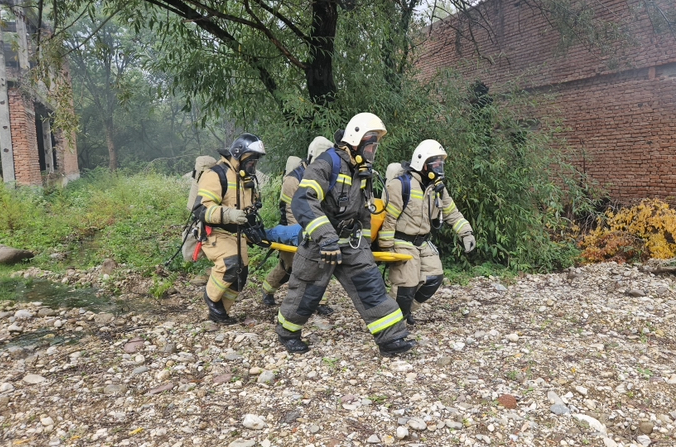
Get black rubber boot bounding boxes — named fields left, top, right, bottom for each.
left=316, top=304, right=334, bottom=316
left=396, top=286, right=417, bottom=325
left=262, top=292, right=276, bottom=307
left=379, top=338, right=416, bottom=357
left=406, top=313, right=416, bottom=325
left=203, top=293, right=238, bottom=325
left=278, top=336, right=309, bottom=354
left=414, top=275, right=443, bottom=304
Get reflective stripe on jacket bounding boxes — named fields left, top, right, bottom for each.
left=379, top=171, right=472, bottom=248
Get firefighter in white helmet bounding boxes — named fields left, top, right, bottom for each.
left=261, top=136, right=334, bottom=316
left=276, top=113, right=415, bottom=356
left=379, top=139, right=476, bottom=324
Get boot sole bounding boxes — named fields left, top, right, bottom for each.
left=379, top=341, right=416, bottom=357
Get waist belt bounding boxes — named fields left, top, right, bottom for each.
left=207, top=223, right=240, bottom=234
left=395, top=231, right=430, bottom=246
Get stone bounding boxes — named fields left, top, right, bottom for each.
left=407, top=418, right=426, bottom=430
left=498, top=394, right=517, bottom=409
left=256, top=370, right=275, bottom=384
left=638, top=421, right=654, bottom=434
left=636, top=435, right=651, bottom=447
left=149, top=383, right=174, bottom=395
left=94, top=313, right=115, bottom=324
left=23, top=374, right=46, bottom=384
left=550, top=404, right=570, bottom=415
left=366, top=434, right=380, bottom=443
left=14, top=309, right=33, bottom=320
left=242, top=414, right=266, bottom=430
left=124, top=338, right=145, bottom=353
left=572, top=414, right=606, bottom=434
left=0, top=245, right=34, bottom=264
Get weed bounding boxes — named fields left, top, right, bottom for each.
left=637, top=367, right=653, bottom=379
left=322, top=357, right=339, bottom=369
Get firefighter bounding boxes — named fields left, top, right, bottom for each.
left=261, top=136, right=335, bottom=316
left=192, top=133, right=266, bottom=324
left=276, top=112, right=415, bottom=357
left=379, top=139, right=476, bottom=324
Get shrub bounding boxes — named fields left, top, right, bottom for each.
left=580, top=199, right=676, bottom=263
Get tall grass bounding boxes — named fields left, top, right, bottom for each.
left=0, top=168, right=190, bottom=273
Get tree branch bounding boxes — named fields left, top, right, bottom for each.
left=243, top=0, right=307, bottom=69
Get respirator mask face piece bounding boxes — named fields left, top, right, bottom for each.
left=425, top=155, right=446, bottom=192
left=239, top=155, right=259, bottom=189
left=354, top=131, right=380, bottom=178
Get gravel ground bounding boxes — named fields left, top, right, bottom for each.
left=1, top=261, right=675, bottom=447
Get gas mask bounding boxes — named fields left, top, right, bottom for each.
left=239, top=155, right=259, bottom=189
left=353, top=131, right=380, bottom=178
left=424, top=155, right=446, bottom=193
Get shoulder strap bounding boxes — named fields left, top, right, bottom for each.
left=211, top=163, right=230, bottom=196
left=289, top=164, right=305, bottom=183
left=327, top=147, right=342, bottom=192
left=397, top=173, right=411, bottom=210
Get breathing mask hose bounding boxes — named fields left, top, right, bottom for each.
left=164, top=213, right=195, bottom=266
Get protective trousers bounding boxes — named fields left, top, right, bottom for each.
left=389, top=240, right=444, bottom=304
left=263, top=251, right=328, bottom=305
left=201, top=231, right=249, bottom=312
left=276, top=238, right=408, bottom=345
left=263, top=250, right=294, bottom=294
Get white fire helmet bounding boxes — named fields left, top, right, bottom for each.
left=410, top=139, right=447, bottom=174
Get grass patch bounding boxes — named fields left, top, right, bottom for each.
left=0, top=169, right=190, bottom=274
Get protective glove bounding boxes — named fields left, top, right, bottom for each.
left=221, top=207, right=248, bottom=225
left=461, top=232, right=476, bottom=253
left=319, top=238, right=342, bottom=265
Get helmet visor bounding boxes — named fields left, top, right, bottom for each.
left=247, top=140, right=265, bottom=155
left=358, top=131, right=381, bottom=163
left=425, top=155, right=445, bottom=177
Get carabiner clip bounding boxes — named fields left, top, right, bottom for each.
left=349, top=229, right=362, bottom=249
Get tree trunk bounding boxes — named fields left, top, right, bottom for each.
left=306, top=0, right=338, bottom=105
left=105, top=118, right=117, bottom=171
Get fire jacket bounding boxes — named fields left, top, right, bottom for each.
left=378, top=171, right=472, bottom=249
left=291, top=148, right=372, bottom=245
left=279, top=163, right=305, bottom=226
left=194, top=157, right=254, bottom=235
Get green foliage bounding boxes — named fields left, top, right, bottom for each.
left=39, top=1, right=620, bottom=275
left=149, top=272, right=178, bottom=298
left=0, top=170, right=189, bottom=273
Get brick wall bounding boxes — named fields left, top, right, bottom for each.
left=419, top=0, right=676, bottom=203
left=8, top=88, right=41, bottom=186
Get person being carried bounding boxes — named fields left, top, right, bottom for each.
left=276, top=112, right=415, bottom=357
left=192, top=133, right=266, bottom=324
left=261, top=136, right=335, bottom=316
left=379, top=139, right=476, bottom=324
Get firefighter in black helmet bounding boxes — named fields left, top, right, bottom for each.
left=192, top=133, right=266, bottom=324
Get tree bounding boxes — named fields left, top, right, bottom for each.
left=65, top=11, right=140, bottom=171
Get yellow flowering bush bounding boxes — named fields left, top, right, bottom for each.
left=580, top=199, right=676, bottom=264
